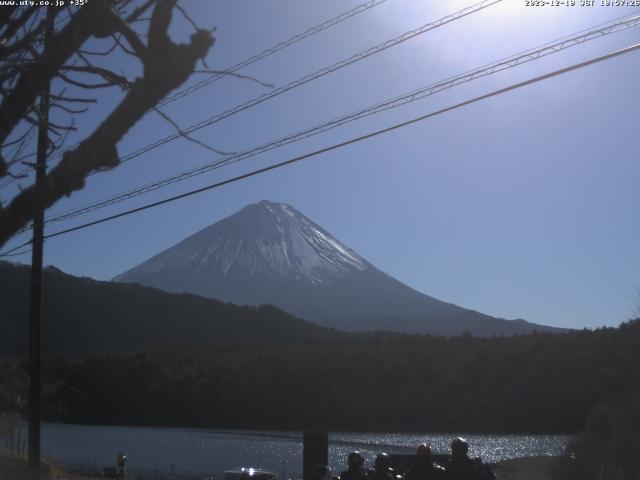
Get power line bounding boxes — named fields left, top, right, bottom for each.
left=90, top=0, right=503, bottom=171
left=2, top=0, right=499, bottom=193
left=0, top=245, right=32, bottom=257
left=0, top=239, right=32, bottom=257
left=0, top=0, right=392, bottom=188
left=4, top=0, right=501, bottom=197
left=159, top=0, right=391, bottom=107
left=1, top=40, right=635, bottom=255
left=44, top=13, right=640, bottom=224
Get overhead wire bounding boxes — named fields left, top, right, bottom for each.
left=43, top=12, right=640, bottom=224
left=0, top=245, right=33, bottom=257
left=2, top=0, right=502, bottom=250
left=17, top=0, right=502, bottom=188
left=40, top=0, right=514, bottom=220
left=0, top=0, right=392, bottom=188
left=5, top=0, right=505, bottom=212
left=3, top=40, right=638, bottom=257
left=159, top=0, right=391, bottom=107
left=102, top=0, right=502, bottom=169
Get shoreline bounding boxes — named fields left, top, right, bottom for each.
left=3, top=450, right=566, bottom=480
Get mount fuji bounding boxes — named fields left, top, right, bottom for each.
left=113, top=200, right=561, bottom=336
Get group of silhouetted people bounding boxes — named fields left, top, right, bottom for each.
left=313, top=437, right=495, bottom=480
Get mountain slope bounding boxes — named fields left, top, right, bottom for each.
left=0, top=261, right=334, bottom=355
left=114, top=200, right=372, bottom=285
left=114, top=200, right=561, bottom=336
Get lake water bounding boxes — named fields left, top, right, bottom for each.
left=35, top=423, right=568, bottom=479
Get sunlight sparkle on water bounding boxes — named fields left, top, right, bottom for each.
left=37, top=424, right=568, bottom=480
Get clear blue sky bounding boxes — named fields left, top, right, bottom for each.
left=3, top=0, right=640, bottom=329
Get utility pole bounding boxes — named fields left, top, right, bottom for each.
left=28, top=9, right=53, bottom=479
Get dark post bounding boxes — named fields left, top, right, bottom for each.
left=28, top=9, right=53, bottom=479
left=303, top=432, right=328, bottom=480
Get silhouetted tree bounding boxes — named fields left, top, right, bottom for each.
left=0, top=0, right=215, bottom=247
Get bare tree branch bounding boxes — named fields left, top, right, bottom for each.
left=0, top=0, right=121, bottom=174
left=193, top=69, right=274, bottom=89
left=78, top=40, right=119, bottom=57
left=51, top=104, right=90, bottom=115
left=0, top=0, right=215, bottom=247
left=111, top=33, right=139, bottom=57
left=49, top=92, right=98, bottom=104
left=57, top=70, right=125, bottom=90
left=59, top=64, right=131, bottom=89
left=0, top=12, right=55, bottom=60
left=175, top=3, right=199, bottom=32
left=152, top=106, right=234, bottom=156
left=0, top=7, right=37, bottom=45
left=125, top=0, right=157, bottom=23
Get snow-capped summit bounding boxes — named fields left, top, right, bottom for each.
left=114, top=200, right=371, bottom=285
left=114, top=201, right=562, bottom=336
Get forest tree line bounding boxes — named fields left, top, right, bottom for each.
left=1, top=319, right=639, bottom=433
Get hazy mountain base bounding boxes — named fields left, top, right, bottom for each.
left=0, top=261, right=335, bottom=355
left=127, top=266, right=556, bottom=336
left=0, top=261, right=559, bottom=356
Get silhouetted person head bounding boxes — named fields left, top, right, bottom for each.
left=415, top=443, right=432, bottom=466
left=406, top=442, right=445, bottom=480
left=374, top=453, right=390, bottom=473
left=416, top=443, right=432, bottom=458
left=347, top=451, right=365, bottom=470
left=450, top=437, right=469, bottom=461
left=313, top=465, right=332, bottom=480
